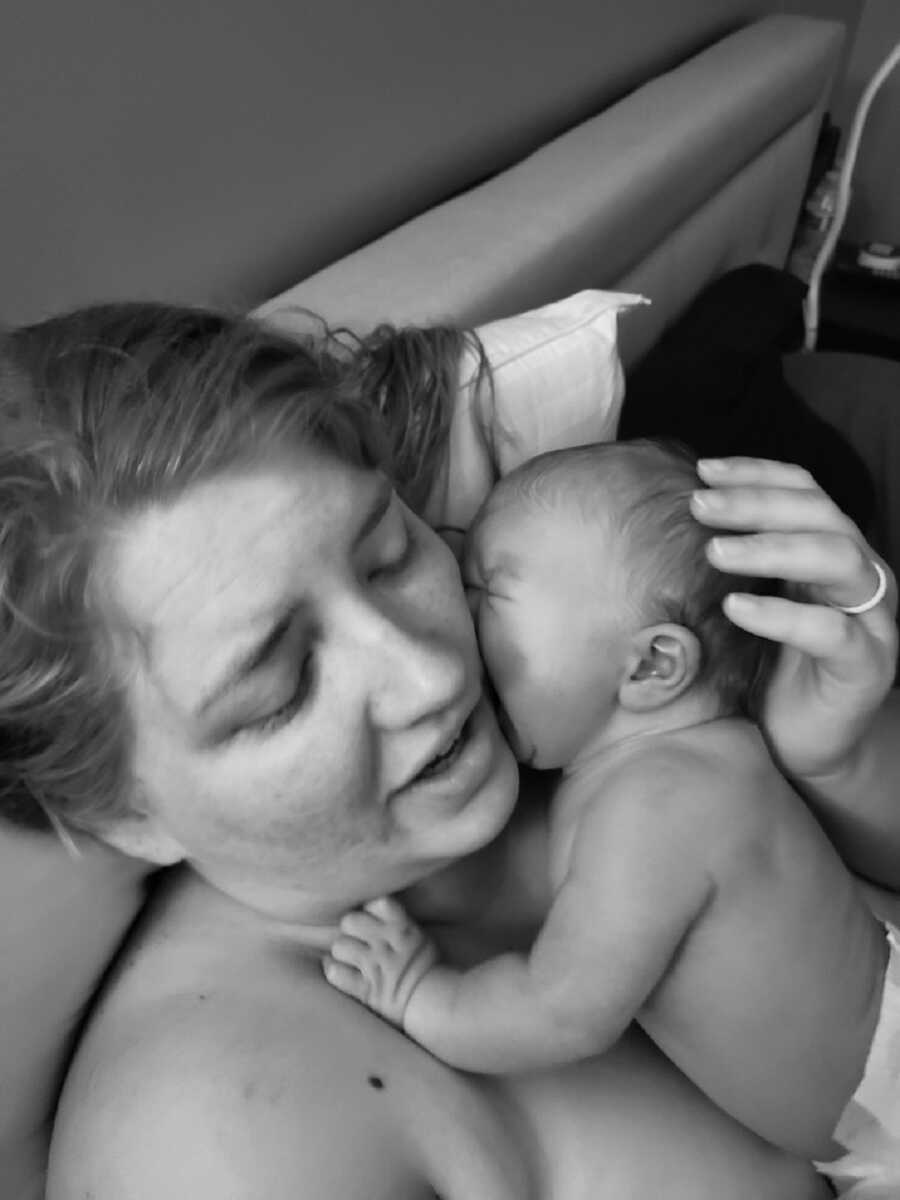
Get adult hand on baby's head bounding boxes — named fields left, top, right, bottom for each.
left=690, top=457, right=897, bottom=783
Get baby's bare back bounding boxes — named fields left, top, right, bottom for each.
left=566, top=720, right=888, bottom=1160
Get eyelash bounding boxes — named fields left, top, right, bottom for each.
left=239, top=508, right=412, bottom=739
left=245, top=652, right=314, bottom=736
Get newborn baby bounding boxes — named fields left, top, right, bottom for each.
left=326, top=440, right=900, bottom=1196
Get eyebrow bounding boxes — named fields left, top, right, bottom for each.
left=193, top=475, right=394, bottom=719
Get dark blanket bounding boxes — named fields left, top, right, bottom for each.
left=619, top=265, right=876, bottom=533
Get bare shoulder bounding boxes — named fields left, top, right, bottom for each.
left=578, top=720, right=786, bottom=848
left=47, top=971, right=429, bottom=1200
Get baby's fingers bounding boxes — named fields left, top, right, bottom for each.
left=365, top=896, right=411, bottom=926
left=323, top=957, right=371, bottom=1002
left=341, top=899, right=421, bottom=957
left=330, top=933, right=382, bottom=974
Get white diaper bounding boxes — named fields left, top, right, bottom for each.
left=815, top=925, right=900, bottom=1199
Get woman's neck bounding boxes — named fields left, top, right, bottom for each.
left=148, top=866, right=342, bottom=956
left=155, top=786, right=552, bottom=961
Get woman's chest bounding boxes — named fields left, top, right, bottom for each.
left=371, top=1042, right=539, bottom=1200
left=277, top=969, right=658, bottom=1200
left=378, top=1026, right=732, bottom=1200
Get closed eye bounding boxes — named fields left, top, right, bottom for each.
left=242, top=652, right=315, bottom=737
left=465, top=579, right=510, bottom=603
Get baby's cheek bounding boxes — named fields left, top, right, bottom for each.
left=426, top=536, right=481, bottom=646
left=477, top=608, right=528, bottom=701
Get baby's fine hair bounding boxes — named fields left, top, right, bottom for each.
left=0, top=302, right=485, bottom=836
left=490, top=440, right=778, bottom=719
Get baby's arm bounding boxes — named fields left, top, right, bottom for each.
left=326, top=764, right=714, bottom=1073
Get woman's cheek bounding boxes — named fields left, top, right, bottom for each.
left=432, top=537, right=481, bottom=643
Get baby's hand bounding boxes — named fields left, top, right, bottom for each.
left=323, top=896, right=438, bottom=1028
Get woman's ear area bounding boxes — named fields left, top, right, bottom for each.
left=94, top=808, right=187, bottom=866
left=618, top=623, right=701, bottom=711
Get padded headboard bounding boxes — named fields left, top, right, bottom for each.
left=1, top=2, right=859, bottom=325
left=260, top=15, right=844, bottom=367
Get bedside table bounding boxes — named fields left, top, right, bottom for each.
left=817, top=245, right=900, bottom=361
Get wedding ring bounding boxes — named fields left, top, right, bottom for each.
left=833, top=559, right=888, bottom=615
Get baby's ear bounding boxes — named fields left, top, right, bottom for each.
left=618, top=623, right=701, bottom=711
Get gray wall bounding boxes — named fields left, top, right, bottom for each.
left=2, top=1, right=865, bottom=324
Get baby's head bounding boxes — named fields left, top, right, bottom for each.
left=464, top=440, right=777, bottom=767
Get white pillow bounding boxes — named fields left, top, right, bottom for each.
left=426, top=289, right=648, bottom=535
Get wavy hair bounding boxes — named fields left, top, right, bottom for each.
left=0, top=302, right=486, bottom=836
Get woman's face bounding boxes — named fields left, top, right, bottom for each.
left=102, top=451, right=518, bottom=921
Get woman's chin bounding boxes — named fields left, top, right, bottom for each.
left=463, top=732, right=520, bottom=842
left=415, top=714, right=519, bottom=863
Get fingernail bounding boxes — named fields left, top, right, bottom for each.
left=724, top=592, right=758, bottom=613
left=697, top=458, right=728, bottom=473
left=709, top=536, right=739, bottom=559
left=692, top=489, right=725, bottom=511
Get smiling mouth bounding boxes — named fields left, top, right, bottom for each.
left=411, top=718, right=470, bottom=783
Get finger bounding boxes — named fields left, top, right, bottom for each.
left=322, top=958, right=370, bottom=1001
left=364, top=897, right=426, bottom=955
left=697, top=458, right=822, bottom=490
left=364, top=896, right=409, bottom=925
left=706, top=532, right=881, bottom=610
left=330, top=935, right=381, bottom=972
left=690, top=485, right=857, bottom=537
left=339, top=910, right=395, bottom=945
left=720, top=593, right=875, bottom=674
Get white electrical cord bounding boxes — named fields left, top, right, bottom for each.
left=803, top=37, right=900, bottom=352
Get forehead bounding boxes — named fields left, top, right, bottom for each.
left=104, top=452, right=377, bottom=680
left=473, top=496, right=611, bottom=575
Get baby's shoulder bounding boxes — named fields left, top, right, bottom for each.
left=669, top=718, right=782, bottom=786
left=587, top=720, right=786, bottom=834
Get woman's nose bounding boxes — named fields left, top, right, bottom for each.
left=365, top=609, right=470, bottom=729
